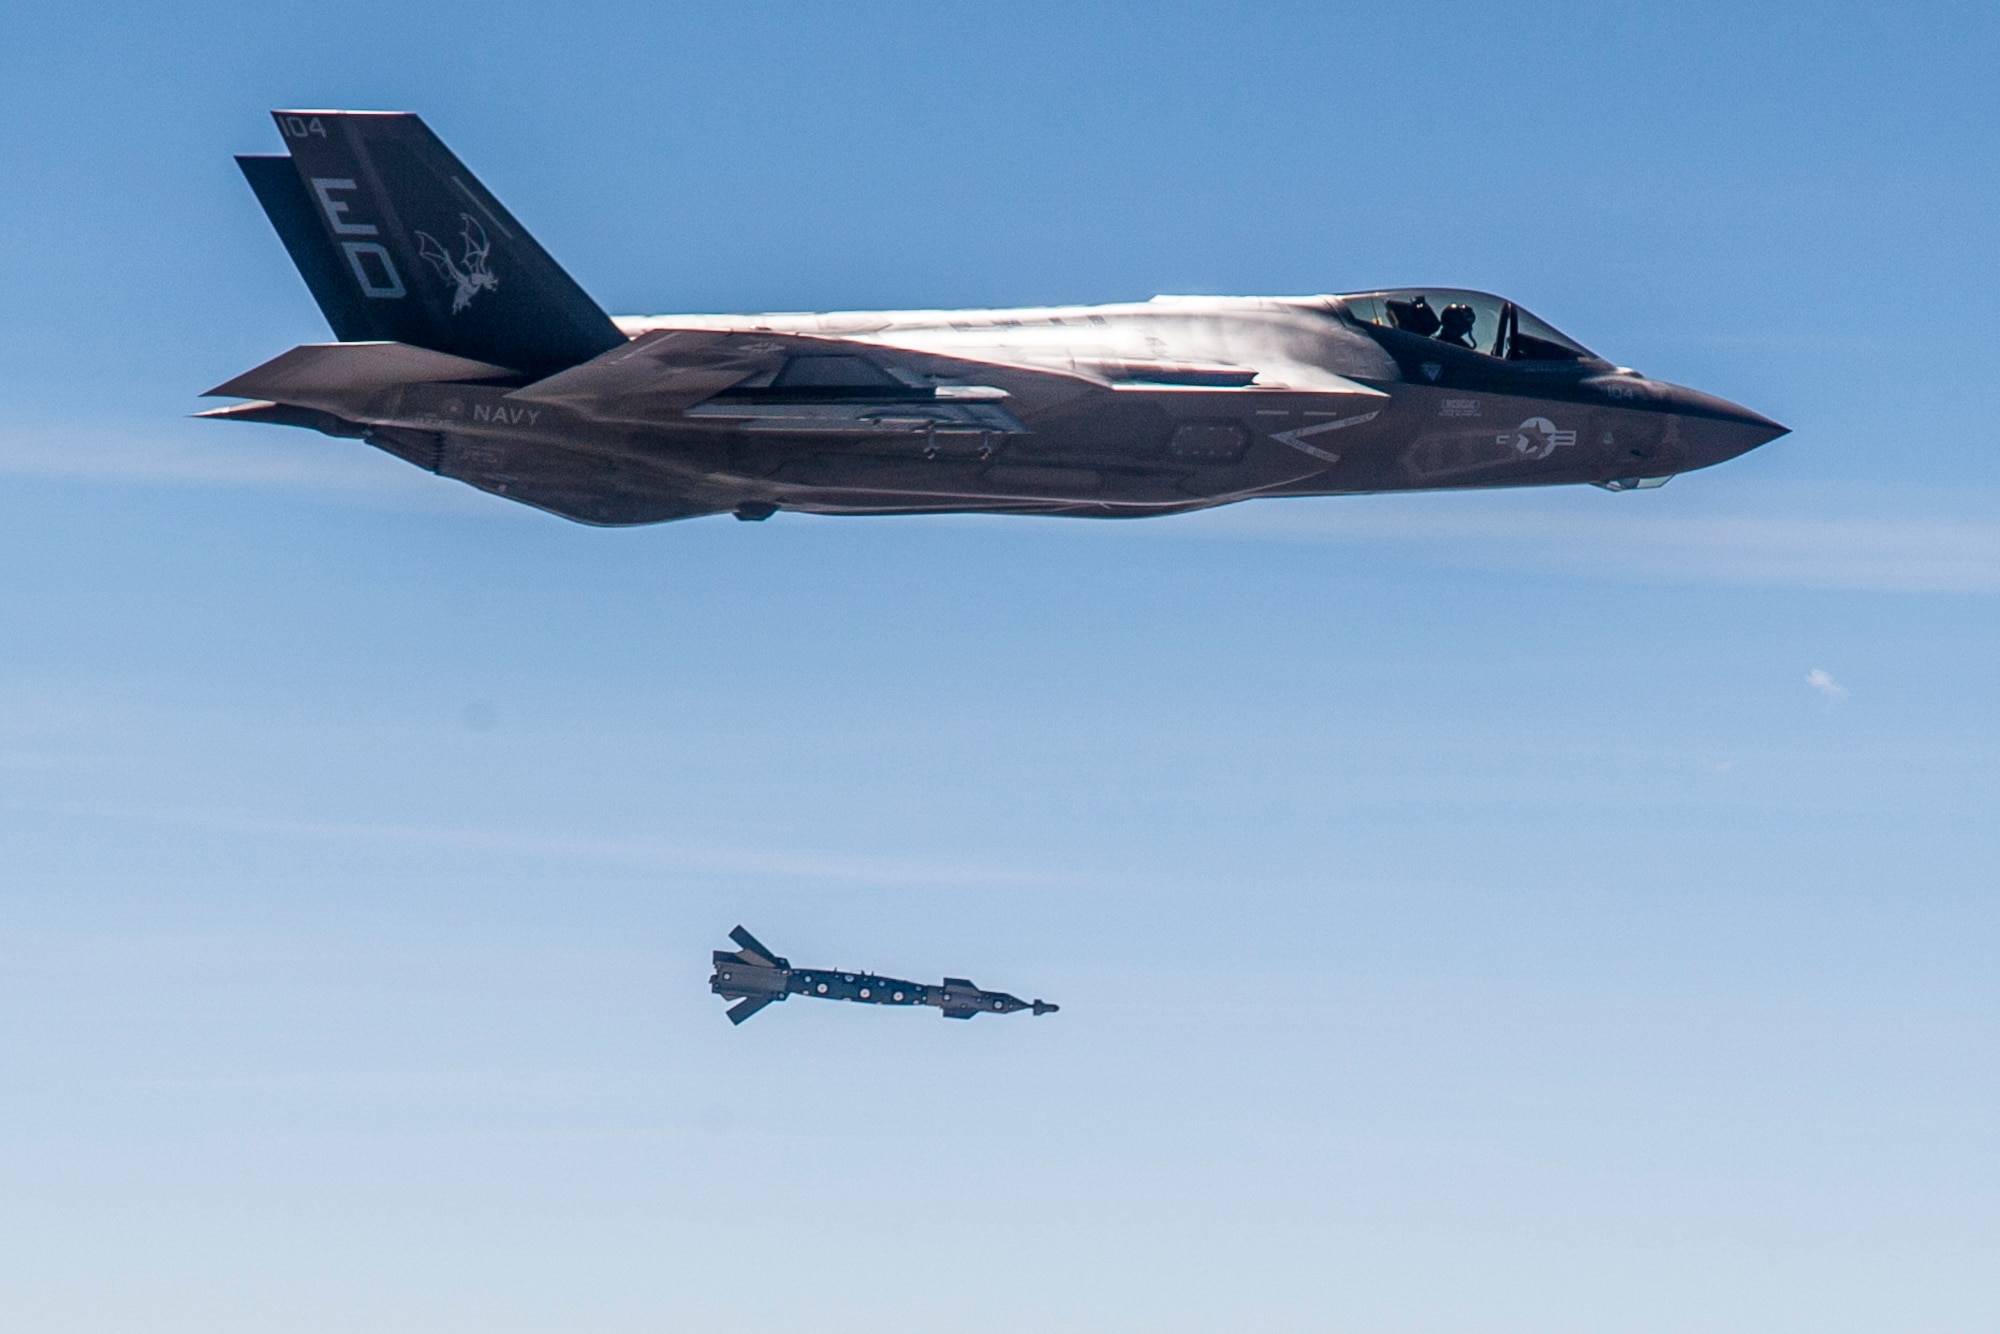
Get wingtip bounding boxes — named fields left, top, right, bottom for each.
left=270, top=108, right=419, bottom=119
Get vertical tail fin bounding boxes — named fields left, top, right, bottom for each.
left=237, top=155, right=379, bottom=343
left=244, top=111, right=625, bottom=378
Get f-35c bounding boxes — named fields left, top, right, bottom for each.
left=205, top=111, right=1787, bottom=525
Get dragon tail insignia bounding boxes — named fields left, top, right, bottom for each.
left=236, top=111, right=624, bottom=378
left=416, top=214, right=500, bottom=313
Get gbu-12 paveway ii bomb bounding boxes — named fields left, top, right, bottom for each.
left=710, top=926, right=1058, bottom=1025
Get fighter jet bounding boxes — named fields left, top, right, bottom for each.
left=205, top=110, right=1787, bottom=525
left=710, top=926, right=1058, bottom=1024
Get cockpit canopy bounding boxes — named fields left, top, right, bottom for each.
left=1338, top=289, right=1597, bottom=364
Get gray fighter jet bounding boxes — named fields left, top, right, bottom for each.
left=206, top=111, right=1787, bottom=525
left=710, top=926, right=1057, bottom=1024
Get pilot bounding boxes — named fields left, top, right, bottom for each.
left=1436, top=303, right=1478, bottom=349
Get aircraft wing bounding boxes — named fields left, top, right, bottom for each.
left=205, top=331, right=1387, bottom=438
left=506, top=327, right=1113, bottom=429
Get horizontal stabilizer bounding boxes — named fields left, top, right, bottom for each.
left=206, top=341, right=517, bottom=403
left=727, top=996, right=778, bottom=1025
left=191, top=399, right=369, bottom=437
left=728, top=926, right=786, bottom=969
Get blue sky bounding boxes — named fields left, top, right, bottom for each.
left=1, top=4, right=1997, bottom=1331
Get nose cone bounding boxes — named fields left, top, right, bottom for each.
left=1660, top=384, right=1789, bottom=470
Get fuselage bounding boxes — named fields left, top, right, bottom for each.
left=570, top=291, right=1783, bottom=520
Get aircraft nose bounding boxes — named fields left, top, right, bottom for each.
left=1659, top=384, right=1789, bottom=469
